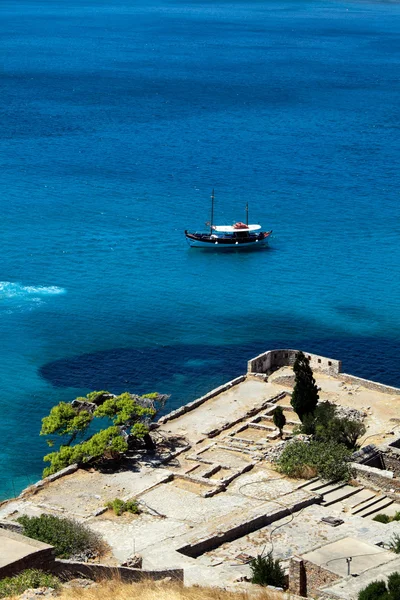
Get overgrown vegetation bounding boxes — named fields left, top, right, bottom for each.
left=40, top=390, right=168, bottom=476
left=290, top=351, right=319, bottom=422
left=299, top=400, right=366, bottom=450
left=106, top=498, right=141, bottom=516
left=390, top=534, right=400, bottom=554
left=0, top=570, right=60, bottom=598
left=17, top=514, right=105, bottom=559
left=373, top=512, right=400, bottom=524
left=38, top=579, right=285, bottom=600
left=250, top=553, right=286, bottom=589
left=276, top=352, right=366, bottom=482
left=358, top=572, right=400, bottom=600
left=277, top=440, right=352, bottom=481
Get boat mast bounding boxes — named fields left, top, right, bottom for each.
left=210, top=189, right=215, bottom=234
left=245, top=202, right=248, bottom=226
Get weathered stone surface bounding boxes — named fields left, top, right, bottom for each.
left=19, top=588, right=56, bottom=600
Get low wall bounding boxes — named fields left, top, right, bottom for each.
left=351, top=462, right=400, bottom=495
left=17, top=464, right=79, bottom=499
left=177, top=494, right=318, bottom=558
left=52, top=560, right=184, bottom=584
left=0, top=529, right=55, bottom=579
left=158, top=375, right=246, bottom=425
left=383, top=448, right=400, bottom=478
left=340, top=374, right=400, bottom=395
left=247, top=349, right=341, bottom=376
left=289, top=556, right=340, bottom=598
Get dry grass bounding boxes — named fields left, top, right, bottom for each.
left=51, top=580, right=286, bottom=600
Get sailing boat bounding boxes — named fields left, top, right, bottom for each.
left=184, top=190, right=272, bottom=249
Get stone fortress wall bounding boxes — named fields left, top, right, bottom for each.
left=247, top=348, right=400, bottom=395
left=247, top=348, right=342, bottom=376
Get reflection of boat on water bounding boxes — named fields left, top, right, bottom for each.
left=185, top=190, right=272, bottom=249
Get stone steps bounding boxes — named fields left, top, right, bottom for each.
left=321, top=485, right=362, bottom=507
left=301, top=479, right=346, bottom=495
left=341, top=488, right=377, bottom=510
left=353, top=495, right=393, bottom=518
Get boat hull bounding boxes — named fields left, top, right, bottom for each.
left=185, top=231, right=272, bottom=249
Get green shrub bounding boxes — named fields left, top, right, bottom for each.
left=250, top=552, right=286, bottom=588
left=372, top=512, right=400, bottom=524
left=17, top=514, right=105, bottom=559
left=357, top=572, right=400, bottom=600
left=277, top=440, right=352, bottom=481
left=0, top=570, right=59, bottom=598
left=373, top=514, right=391, bottom=524
left=390, top=534, right=400, bottom=554
left=388, top=572, right=400, bottom=600
left=358, top=579, right=388, bottom=600
left=106, top=498, right=140, bottom=516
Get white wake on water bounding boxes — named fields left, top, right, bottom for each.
left=0, top=281, right=65, bottom=312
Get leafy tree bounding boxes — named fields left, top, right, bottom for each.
left=250, top=552, right=286, bottom=588
left=94, top=392, right=155, bottom=425
left=277, top=440, right=352, bottom=481
left=339, top=418, right=366, bottom=449
left=43, top=426, right=128, bottom=476
left=291, top=352, right=319, bottom=422
left=40, top=402, right=92, bottom=446
left=273, top=406, right=286, bottom=438
left=40, top=391, right=167, bottom=477
left=315, top=414, right=366, bottom=450
left=299, top=400, right=366, bottom=450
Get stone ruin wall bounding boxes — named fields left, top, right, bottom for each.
left=247, top=349, right=342, bottom=376
left=247, top=348, right=400, bottom=396
left=289, top=556, right=340, bottom=598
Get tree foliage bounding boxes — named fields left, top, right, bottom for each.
left=388, top=572, right=400, bottom=600
left=40, top=390, right=167, bottom=476
left=298, top=400, right=366, bottom=450
left=273, top=406, right=286, bottom=438
left=250, top=553, right=286, bottom=588
left=40, top=402, right=92, bottom=445
left=94, top=392, right=155, bottom=425
left=358, top=580, right=389, bottom=600
left=358, top=573, right=400, bottom=600
left=277, top=440, right=352, bottom=481
left=43, top=426, right=128, bottom=477
left=313, top=402, right=366, bottom=449
left=291, top=352, right=319, bottom=421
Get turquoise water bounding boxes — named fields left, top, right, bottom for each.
left=1, top=0, right=400, bottom=499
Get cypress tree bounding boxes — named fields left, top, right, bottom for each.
left=291, top=351, right=319, bottom=422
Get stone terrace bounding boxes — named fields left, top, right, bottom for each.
left=1, top=353, right=400, bottom=593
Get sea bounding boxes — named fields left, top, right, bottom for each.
left=1, top=0, right=399, bottom=500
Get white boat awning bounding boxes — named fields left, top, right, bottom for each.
left=212, top=224, right=262, bottom=232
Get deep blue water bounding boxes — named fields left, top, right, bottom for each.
left=1, top=0, right=400, bottom=499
